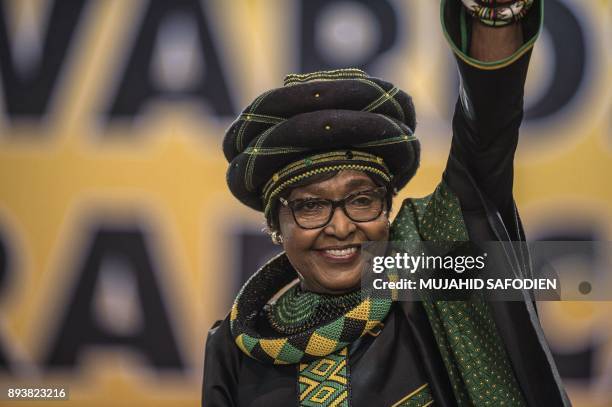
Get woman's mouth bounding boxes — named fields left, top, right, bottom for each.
left=317, top=246, right=361, bottom=263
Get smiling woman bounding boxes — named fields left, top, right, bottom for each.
left=278, top=170, right=390, bottom=294
left=202, top=1, right=570, bottom=406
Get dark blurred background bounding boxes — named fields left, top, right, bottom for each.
left=0, top=0, right=610, bottom=405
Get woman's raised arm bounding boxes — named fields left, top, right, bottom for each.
left=441, top=0, right=542, bottom=230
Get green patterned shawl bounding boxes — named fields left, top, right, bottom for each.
left=391, top=182, right=526, bottom=406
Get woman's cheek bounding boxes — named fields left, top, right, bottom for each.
left=367, top=218, right=390, bottom=241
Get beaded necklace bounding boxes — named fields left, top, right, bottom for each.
left=265, top=284, right=363, bottom=335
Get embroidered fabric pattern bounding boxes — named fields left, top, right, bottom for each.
left=298, top=347, right=350, bottom=407
left=266, top=285, right=363, bottom=336
left=229, top=254, right=392, bottom=406
left=230, top=254, right=392, bottom=365
left=284, top=68, right=368, bottom=86
left=391, top=182, right=527, bottom=406
left=263, top=163, right=392, bottom=217
left=391, top=383, right=433, bottom=407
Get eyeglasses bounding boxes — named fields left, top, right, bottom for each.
left=279, top=187, right=387, bottom=229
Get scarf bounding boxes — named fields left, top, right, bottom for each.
left=229, top=254, right=392, bottom=406
left=391, top=182, right=526, bottom=406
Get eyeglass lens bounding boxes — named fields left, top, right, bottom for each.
left=291, top=189, right=384, bottom=228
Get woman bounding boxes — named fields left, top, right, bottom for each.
left=203, top=1, right=569, bottom=406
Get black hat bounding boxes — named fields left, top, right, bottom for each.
left=223, top=68, right=419, bottom=221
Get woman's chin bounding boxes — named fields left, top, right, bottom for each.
left=314, top=272, right=362, bottom=295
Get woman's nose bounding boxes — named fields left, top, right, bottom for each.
left=323, top=207, right=356, bottom=238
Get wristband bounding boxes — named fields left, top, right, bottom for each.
left=461, top=0, right=534, bottom=27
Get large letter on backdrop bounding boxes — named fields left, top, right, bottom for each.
left=107, top=0, right=234, bottom=120
left=0, top=0, right=88, bottom=120
left=44, top=227, right=184, bottom=370
left=300, top=0, right=399, bottom=73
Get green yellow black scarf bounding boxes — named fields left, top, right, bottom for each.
left=229, top=254, right=392, bottom=406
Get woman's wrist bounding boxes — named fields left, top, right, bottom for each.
left=469, top=14, right=523, bottom=61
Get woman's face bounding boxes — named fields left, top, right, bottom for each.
left=278, top=170, right=389, bottom=294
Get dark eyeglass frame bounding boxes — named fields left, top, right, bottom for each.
left=279, top=186, right=388, bottom=229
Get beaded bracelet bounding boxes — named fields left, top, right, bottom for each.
left=475, top=0, right=515, bottom=4
left=461, top=0, right=534, bottom=27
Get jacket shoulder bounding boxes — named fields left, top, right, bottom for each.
left=202, top=314, right=241, bottom=406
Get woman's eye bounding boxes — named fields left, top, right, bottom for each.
left=296, top=200, right=324, bottom=211
left=351, top=196, right=374, bottom=206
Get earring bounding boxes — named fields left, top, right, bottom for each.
left=271, top=231, right=284, bottom=245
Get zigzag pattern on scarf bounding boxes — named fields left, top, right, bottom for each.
left=299, top=347, right=350, bottom=407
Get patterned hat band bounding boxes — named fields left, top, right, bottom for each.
left=262, top=150, right=393, bottom=218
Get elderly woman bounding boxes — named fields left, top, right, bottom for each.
left=203, top=1, right=569, bottom=406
